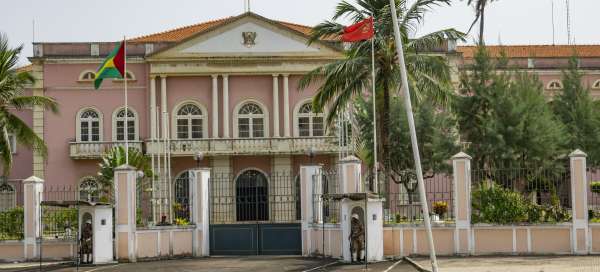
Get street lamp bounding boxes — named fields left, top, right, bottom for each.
left=194, top=152, right=204, bottom=168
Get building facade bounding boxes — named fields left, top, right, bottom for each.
left=4, top=12, right=600, bottom=215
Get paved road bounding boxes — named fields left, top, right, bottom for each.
left=413, top=256, right=600, bottom=272
left=10, top=257, right=416, bottom=272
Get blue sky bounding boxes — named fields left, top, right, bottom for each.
left=1, top=0, right=597, bottom=65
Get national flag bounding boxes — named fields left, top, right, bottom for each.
left=341, top=17, right=374, bottom=42
left=94, top=41, right=125, bottom=89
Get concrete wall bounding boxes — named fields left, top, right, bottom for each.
left=135, top=226, right=197, bottom=259
left=0, top=241, right=76, bottom=262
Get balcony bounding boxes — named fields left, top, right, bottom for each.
left=69, top=141, right=143, bottom=159
left=145, top=137, right=350, bottom=157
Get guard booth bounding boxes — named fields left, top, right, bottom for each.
left=40, top=200, right=114, bottom=265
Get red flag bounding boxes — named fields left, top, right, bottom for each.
left=342, top=17, right=374, bottom=42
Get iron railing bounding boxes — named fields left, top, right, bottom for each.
left=587, top=168, right=600, bottom=222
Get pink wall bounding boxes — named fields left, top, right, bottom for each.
left=43, top=63, right=148, bottom=186
left=4, top=109, right=33, bottom=180
left=163, top=76, right=212, bottom=138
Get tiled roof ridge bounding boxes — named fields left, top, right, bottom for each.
left=128, top=16, right=234, bottom=43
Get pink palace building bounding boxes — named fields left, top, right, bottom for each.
left=4, top=11, right=600, bottom=230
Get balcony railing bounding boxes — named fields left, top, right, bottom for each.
left=69, top=141, right=143, bottom=159
left=145, top=137, right=350, bottom=156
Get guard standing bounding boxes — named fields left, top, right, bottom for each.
left=349, top=214, right=365, bottom=263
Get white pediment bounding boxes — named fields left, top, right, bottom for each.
left=181, top=22, right=318, bottom=54
left=151, top=15, right=340, bottom=58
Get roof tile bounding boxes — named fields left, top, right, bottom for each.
left=457, top=45, right=600, bottom=59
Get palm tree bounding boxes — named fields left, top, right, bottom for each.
left=0, top=33, right=58, bottom=176
left=466, top=0, right=498, bottom=45
left=97, top=146, right=154, bottom=190
left=300, top=0, right=464, bottom=187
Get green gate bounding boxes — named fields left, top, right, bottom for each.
left=209, top=171, right=301, bottom=255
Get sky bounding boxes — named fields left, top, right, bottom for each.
left=1, top=0, right=598, bottom=66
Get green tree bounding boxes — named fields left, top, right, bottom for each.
left=300, top=0, right=465, bottom=186
left=552, top=57, right=600, bottom=166
left=0, top=33, right=58, bottom=175
left=355, top=96, right=459, bottom=198
left=97, top=146, right=153, bottom=191
left=465, top=0, right=498, bottom=45
left=455, top=46, right=567, bottom=171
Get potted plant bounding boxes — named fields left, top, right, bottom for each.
left=591, top=181, right=600, bottom=194
left=432, top=201, right=448, bottom=223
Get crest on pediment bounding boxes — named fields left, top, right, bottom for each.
left=242, top=31, right=257, bottom=48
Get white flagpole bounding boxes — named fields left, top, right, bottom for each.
left=123, top=36, right=129, bottom=166
left=370, top=23, right=379, bottom=194
left=387, top=1, right=439, bottom=271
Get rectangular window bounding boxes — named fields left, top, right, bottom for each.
left=127, top=120, right=135, bottom=141
left=252, top=118, right=264, bottom=138
left=239, top=118, right=250, bottom=138
left=91, top=121, right=100, bottom=142
left=191, top=119, right=202, bottom=139
left=177, top=119, right=189, bottom=139
left=299, top=117, right=310, bottom=137
left=117, top=120, right=135, bottom=141
left=312, top=117, right=324, bottom=136
left=81, top=122, right=89, bottom=142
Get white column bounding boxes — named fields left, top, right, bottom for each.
left=272, top=74, right=280, bottom=137
left=300, top=164, right=322, bottom=256
left=283, top=74, right=291, bottom=137
left=150, top=76, right=157, bottom=140
left=452, top=152, right=473, bottom=255
left=23, top=176, right=43, bottom=259
left=570, top=149, right=589, bottom=254
left=222, top=75, right=230, bottom=138
left=212, top=75, right=219, bottom=138
left=114, top=165, right=137, bottom=262
left=160, top=75, right=167, bottom=139
left=191, top=169, right=210, bottom=257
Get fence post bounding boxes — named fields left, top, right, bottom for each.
left=114, top=165, right=137, bottom=262
left=191, top=168, right=210, bottom=257
left=452, top=152, right=472, bottom=255
left=23, top=176, right=43, bottom=260
left=570, top=149, right=589, bottom=254
left=338, top=155, right=362, bottom=194
left=300, top=163, right=322, bottom=256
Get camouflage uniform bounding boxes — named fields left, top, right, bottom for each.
left=80, top=223, right=93, bottom=264
left=349, top=217, right=365, bottom=263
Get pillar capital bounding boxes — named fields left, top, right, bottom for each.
left=451, top=152, right=472, bottom=160
left=23, top=175, right=44, bottom=184
left=159, top=74, right=167, bottom=79
left=272, top=73, right=280, bottom=77
left=211, top=74, right=219, bottom=79
left=221, top=74, right=229, bottom=79
left=569, top=149, right=587, bottom=158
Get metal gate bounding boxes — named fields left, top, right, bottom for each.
left=209, top=170, right=301, bottom=255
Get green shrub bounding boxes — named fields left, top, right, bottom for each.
left=591, top=181, right=600, bottom=194
left=472, top=183, right=529, bottom=224
left=433, top=201, right=449, bottom=217
left=0, top=207, right=24, bottom=240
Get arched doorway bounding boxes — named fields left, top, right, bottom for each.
left=174, top=171, right=191, bottom=221
left=236, top=170, right=268, bottom=221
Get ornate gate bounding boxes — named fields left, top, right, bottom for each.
left=209, top=170, right=301, bottom=255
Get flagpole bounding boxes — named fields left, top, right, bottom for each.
left=123, top=36, right=129, bottom=166
left=387, top=1, right=439, bottom=271
left=370, top=24, right=379, bottom=194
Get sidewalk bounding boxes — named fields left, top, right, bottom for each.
left=0, top=261, right=69, bottom=271
left=413, top=256, right=600, bottom=272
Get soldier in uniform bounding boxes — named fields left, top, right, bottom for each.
left=349, top=214, right=365, bottom=263
left=80, top=220, right=93, bottom=264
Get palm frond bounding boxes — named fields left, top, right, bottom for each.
left=6, top=113, right=48, bottom=158
left=10, top=96, right=59, bottom=113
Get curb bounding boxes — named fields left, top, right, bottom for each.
left=402, top=257, right=431, bottom=272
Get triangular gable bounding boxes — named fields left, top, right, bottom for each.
left=150, top=13, right=341, bottom=59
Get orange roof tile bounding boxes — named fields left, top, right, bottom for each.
left=129, top=13, right=334, bottom=43
left=15, top=64, right=32, bottom=73
left=457, top=45, right=600, bottom=59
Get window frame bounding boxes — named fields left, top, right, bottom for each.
left=112, top=70, right=137, bottom=82
left=546, top=80, right=563, bottom=90
left=112, top=106, right=139, bottom=142
left=233, top=100, right=269, bottom=138
left=78, top=70, right=96, bottom=82
left=172, top=101, right=208, bottom=140
left=8, top=134, right=16, bottom=154
left=592, top=80, right=600, bottom=90
left=293, top=99, right=325, bottom=137
left=76, top=107, right=103, bottom=142
left=79, top=176, right=100, bottom=202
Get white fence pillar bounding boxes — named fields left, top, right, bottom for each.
left=570, top=149, right=589, bottom=254
left=452, top=152, right=472, bottom=255
left=191, top=168, right=210, bottom=257
left=114, top=165, right=137, bottom=262
left=300, top=164, right=322, bottom=256
left=338, top=156, right=362, bottom=194
left=23, top=176, right=43, bottom=260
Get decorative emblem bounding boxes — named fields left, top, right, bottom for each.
left=242, top=31, right=257, bottom=48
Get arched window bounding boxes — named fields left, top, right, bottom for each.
left=297, top=103, right=324, bottom=137
left=112, top=71, right=136, bottom=82
left=79, top=177, right=100, bottom=202
left=79, top=71, right=96, bottom=81
left=237, top=103, right=265, bottom=138
left=236, top=170, right=268, bottom=221
left=0, top=183, right=16, bottom=212
left=175, top=103, right=205, bottom=139
left=113, top=108, right=137, bottom=141
left=593, top=80, right=600, bottom=89
left=78, top=109, right=101, bottom=142
left=547, top=80, right=563, bottom=90
left=173, top=171, right=191, bottom=221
